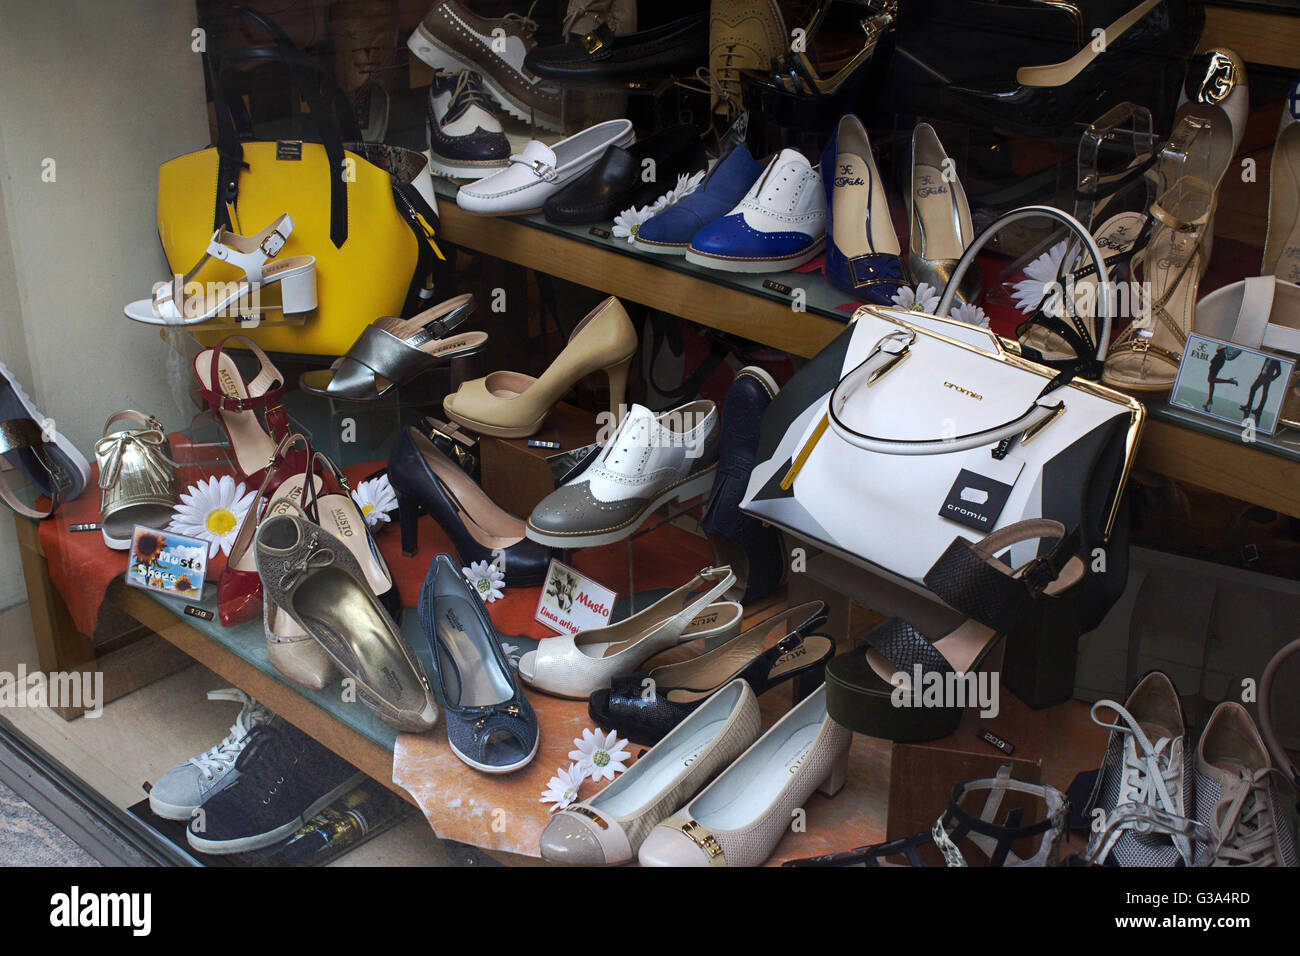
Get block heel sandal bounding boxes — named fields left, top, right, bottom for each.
left=824, top=519, right=1084, bottom=743
left=124, top=213, right=316, bottom=326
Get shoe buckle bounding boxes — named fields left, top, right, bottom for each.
left=529, top=159, right=557, bottom=182
left=1021, top=555, right=1058, bottom=595
left=774, top=633, right=803, bottom=658
left=259, top=230, right=287, bottom=257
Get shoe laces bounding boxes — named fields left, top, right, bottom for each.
left=1210, top=767, right=1283, bottom=867
left=449, top=70, right=492, bottom=114
left=675, top=67, right=737, bottom=117
left=501, top=2, right=540, bottom=41
left=1090, top=699, right=1193, bottom=864
left=187, top=690, right=272, bottom=781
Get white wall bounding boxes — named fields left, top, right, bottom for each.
left=0, top=0, right=209, bottom=608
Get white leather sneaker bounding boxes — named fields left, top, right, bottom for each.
left=526, top=399, right=719, bottom=547
left=638, top=683, right=851, bottom=867
left=455, top=119, right=634, bottom=215
left=539, top=680, right=761, bottom=864
left=517, top=566, right=743, bottom=699
left=685, top=148, right=826, bottom=273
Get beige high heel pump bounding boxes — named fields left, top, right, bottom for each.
left=441, top=295, right=638, bottom=438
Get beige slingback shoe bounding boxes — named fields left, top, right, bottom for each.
left=441, top=295, right=637, bottom=438
left=517, top=566, right=743, bottom=699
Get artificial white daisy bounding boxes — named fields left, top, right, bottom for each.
left=462, top=560, right=505, bottom=603
left=612, top=204, right=654, bottom=243
left=168, top=475, right=255, bottom=558
left=1011, top=240, right=1072, bottom=315
left=648, top=169, right=707, bottom=214
left=500, top=641, right=521, bottom=669
left=891, top=281, right=940, bottom=313
left=540, top=762, right=587, bottom=813
left=950, top=302, right=991, bottom=328
left=350, top=474, right=398, bottom=529
left=569, top=727, right=631, bottom=783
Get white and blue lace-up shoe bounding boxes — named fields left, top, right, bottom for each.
left=685, top=148, right=826, bottom=273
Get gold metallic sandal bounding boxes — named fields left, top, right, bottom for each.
left=1102, top=178, right=1214, bottom=393
left=94, top=410, right=178, bottom=550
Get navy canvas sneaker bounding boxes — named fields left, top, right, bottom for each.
left=186, top=720, right=364, bottom=855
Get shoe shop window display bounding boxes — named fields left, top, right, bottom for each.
left=1, top=0, right=1298, bottom=889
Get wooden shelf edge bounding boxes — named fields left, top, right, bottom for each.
left=1136, top=416, right=1300, bottom=517
left=437, top=203, right=844, bottom=359
left=115, top=588, right=415, bottom=808
left=1204, top=5, right=1300, bottom=70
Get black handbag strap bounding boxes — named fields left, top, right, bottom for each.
left=202, top=6, right=352, bottom=247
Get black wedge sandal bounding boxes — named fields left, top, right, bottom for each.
left=824, top=519, right=1083, bottom=743
left=784, top=764, right=1070, bottom=867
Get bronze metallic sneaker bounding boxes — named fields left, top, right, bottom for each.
left=407, top=0, right=563, bottom=131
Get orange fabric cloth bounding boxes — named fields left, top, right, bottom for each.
left=37, top=435, right=713, bottom=641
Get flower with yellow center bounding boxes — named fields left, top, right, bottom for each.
left=167, top=474, right=255, bottom=558
left=350, top=475, right=398, bottom=530
left=569, top=727, right=631, bottom=783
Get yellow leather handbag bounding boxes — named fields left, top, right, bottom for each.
left=157, top=10, right=441, bottom=357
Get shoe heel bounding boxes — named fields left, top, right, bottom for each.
left=791, top=661, right=827, bottom=703
left=1001, top=591, right=1082, bottom=710
left=396, top=490, right=422, bottom=558
left=602, top=356, right=633, bottom=426
left=279, top=266, right=317, bottom=315
left=817, top=745, right=849, bottom=798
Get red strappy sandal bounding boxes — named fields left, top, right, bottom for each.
left=193, top=335, right=305, bottom=488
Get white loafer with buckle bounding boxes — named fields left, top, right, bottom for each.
left=540, top=680, right=762, bottom=865
left=455, top=119, right=634, bottom=216
left=638, top=683, right=851, bottom=867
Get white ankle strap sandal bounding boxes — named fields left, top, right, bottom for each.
left=124, top=213, right=317, bottom=326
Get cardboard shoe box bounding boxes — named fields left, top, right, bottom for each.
left=479, top=402, right=601, bottom=518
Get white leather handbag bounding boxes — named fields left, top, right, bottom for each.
left=741, top=207, right=1144, bottom=628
